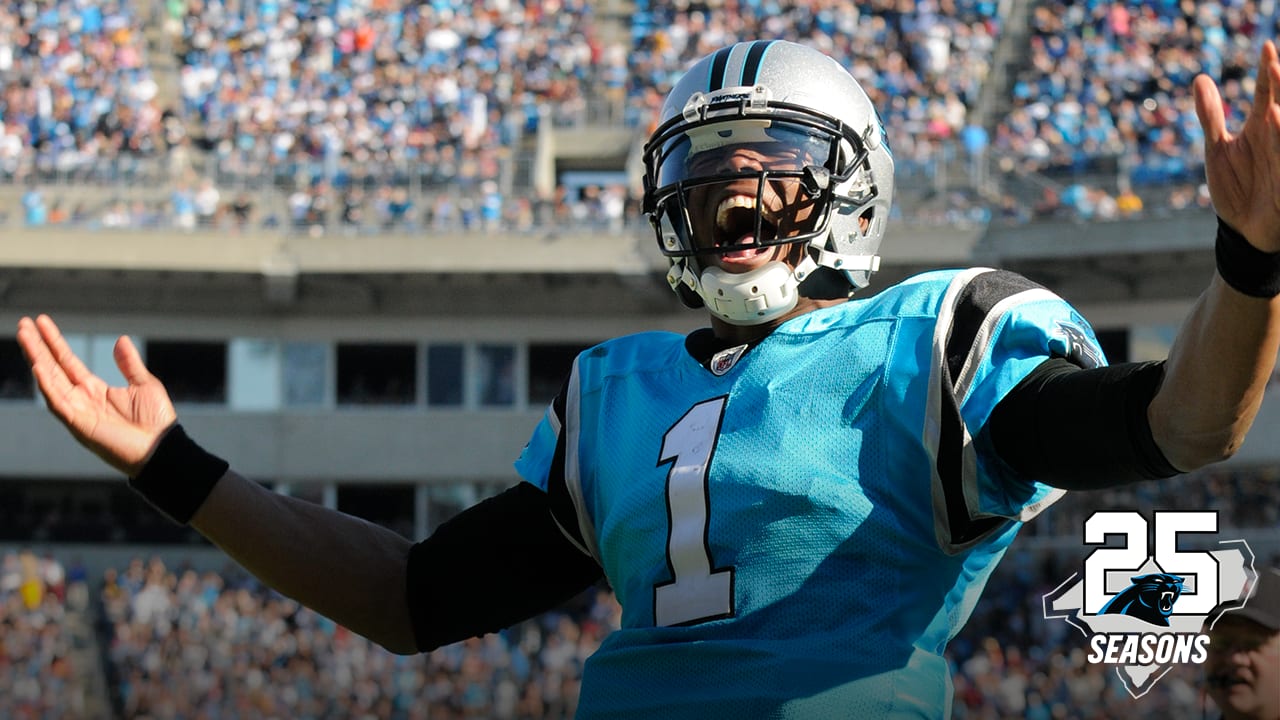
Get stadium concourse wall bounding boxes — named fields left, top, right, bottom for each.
left=0, top=212, right=1276, bottom=480
left=0, top=214, right=1275, bottom=555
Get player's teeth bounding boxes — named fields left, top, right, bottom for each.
left=716, top=196, right=756, bottom=229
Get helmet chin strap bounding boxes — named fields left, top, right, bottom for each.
left=668, top=248, right=880, bottom=326
left=695, top=260, right=803, bottom=326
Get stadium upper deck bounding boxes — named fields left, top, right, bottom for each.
left=1, top=0, right=1267, bottom=234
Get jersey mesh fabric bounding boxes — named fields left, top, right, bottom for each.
left=514, top=269, right=1100, bottom=719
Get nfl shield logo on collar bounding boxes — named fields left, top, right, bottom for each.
left=710, top=343, right=750, bottom=376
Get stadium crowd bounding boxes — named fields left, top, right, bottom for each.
left=630, top=0, right=1001, bottom=182
left=8, top=462, right=1276, bottom=717
left=100, top=555, right=621, bottom=719
left=4, top=0, right=1268, bottom=231
left=3, top=0, right=631, bottom=233
left=993, top=0, right=1276, bottom=216
left=87, top=535, right=1279, bottom=718
left=0, top=549, right=93, bottom=720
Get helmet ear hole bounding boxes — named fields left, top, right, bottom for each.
left=855, top=208, right=876, bottom=237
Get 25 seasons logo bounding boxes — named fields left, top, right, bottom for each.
left=1043, top=511, right=1257, bottom=697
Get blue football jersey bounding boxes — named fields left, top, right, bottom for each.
left=515, top=268, right=1105, bottom=719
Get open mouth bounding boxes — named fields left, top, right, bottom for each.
left=713, top=194, right=776, bottom=259
left=1159, top=591, right=1175, bottom=613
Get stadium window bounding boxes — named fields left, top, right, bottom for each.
left=0, top=481, right=32, bottom=539
left=1130, top=324, right=1177, bottom=362
left=426, top=343, right=464, bottom=407
left=0, top=339, right=34, bottom=400
left=475, top=343, right=516, bottom=407
left=57, top=333, right=141, bottom=389
left=283, top=342, right=329, bottom=407
left=79, top=334, right=132, bottom=387
left=0, top=479, right=118, bottom=543
left=337, top=483, right=415, bottom=538
left=229, top=339, right=282, bottom=411
left=145, top=340, right=228, bottom=404
left=336, top=342, right=417, bottom=406
left=1094, top=328, right=1130, bottom=364
left=528, top=342, right=593, bottom=406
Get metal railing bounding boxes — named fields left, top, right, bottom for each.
left=9, top=137, right=1196, bottom=234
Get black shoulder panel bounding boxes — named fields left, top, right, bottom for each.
left=945, top=270, right=1044, bottom=380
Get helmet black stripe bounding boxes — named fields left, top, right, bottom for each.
left=707, top=45, right=733, bottom=91
left=739, top=40, right=773, bottom=86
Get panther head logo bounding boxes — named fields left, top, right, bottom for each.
left=1055, top=320, right=1103, bottom=369
left=1098, top=573, right=1185, bottom=626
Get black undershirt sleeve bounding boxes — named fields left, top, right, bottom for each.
left=405, top=482, right=603, bottom=653
left=988, top=357, right=1182, bottom=489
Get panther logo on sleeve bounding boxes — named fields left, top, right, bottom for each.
left=1054, top=319, right=1104, bottom=369
left=1098, top=573, right=1185, bottom=626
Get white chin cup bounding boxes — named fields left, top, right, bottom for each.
left=695, top=261, right=800, bottom=326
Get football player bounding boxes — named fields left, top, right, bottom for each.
left=17, top=39, right=1280, bottom=718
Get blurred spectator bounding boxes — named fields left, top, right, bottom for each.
left=21, top=185, right=47, bottom=227
left=228, top=192, right=254, bottom=231
left=46, top=200, right=68, bottom=226
left=340, top=188, right=366, bottom=233
left=171, top=182, right=197, bottom=231
left=1032, top=186, right=1066, bottom=221
left=193, top=179, right=220, bottom=228
left=1202, top=566, right=1280, bottom=720
left=101, top=199, right=131, bottom=229
left=1116, top=185, right=1145, bottom=218
left=377, top=187, right=414, bottom=232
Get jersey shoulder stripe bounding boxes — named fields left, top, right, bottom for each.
left=944, top=269, right=1046, bottom=392
left=543, top=377, right=594, bottom=557
left=927, top=268, right=1078, bottom=553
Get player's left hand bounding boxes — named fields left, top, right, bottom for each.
left=1194, top=40, right=1280, bottom=252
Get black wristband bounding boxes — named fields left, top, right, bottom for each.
left=1215, top=217, right=1280, bottom=298
left=128, top=424, right=229, bottom=525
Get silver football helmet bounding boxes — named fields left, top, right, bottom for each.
left=642, top=40, right=895, bottom=325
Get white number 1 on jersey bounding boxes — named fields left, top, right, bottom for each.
left=654, top=396, right=736, bottom=627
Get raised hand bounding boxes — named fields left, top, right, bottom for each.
left=1194, top=40, right=1280, bottom=252
left=16, top=314, right=176, bottom=477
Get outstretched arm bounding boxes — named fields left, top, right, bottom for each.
left=17, top=314, right=417, bottom=653
left=17, top=314, right=600, bottom=653
left=1148, top=41, right=1280, bottom=471
left=193, top=469, right=419, bottom=652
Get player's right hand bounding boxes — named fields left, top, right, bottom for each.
left=16, top=314, right=177, bottom=477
